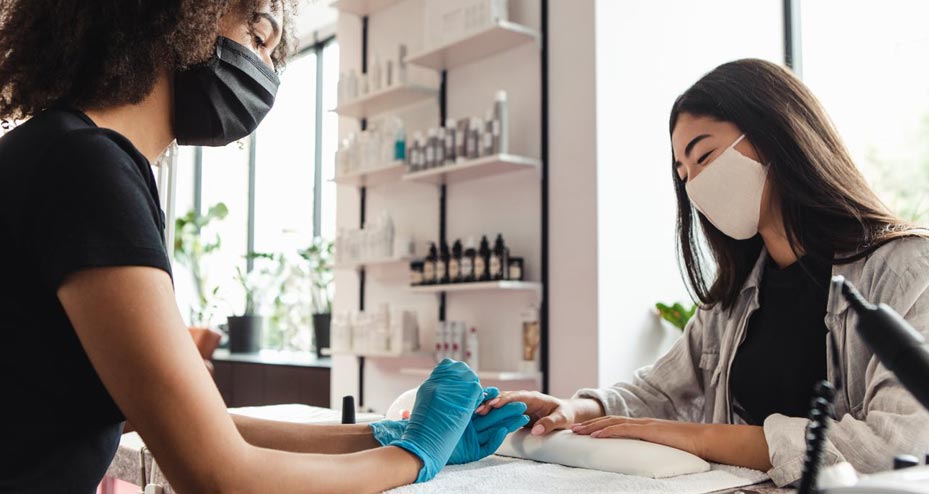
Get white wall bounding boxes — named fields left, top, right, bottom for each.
left=546, top=0, right=599, bottom=398
left=594, top=0, right=785, bottom=386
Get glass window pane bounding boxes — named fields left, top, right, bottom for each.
left=801, top=0, right=929, bottom=222
left=171, top=145, right=199, bottom=326
left=200, top=142, right=251, bottom=322
left=254, top=52, right=318, bottom=254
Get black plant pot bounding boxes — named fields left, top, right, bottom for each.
left=313, top=313, right=331, bottom=359
left=228, top=315, right=264, bottom=354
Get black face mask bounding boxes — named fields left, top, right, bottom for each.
left=174, top=37, right=280, bottom=147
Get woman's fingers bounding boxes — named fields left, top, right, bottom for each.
left=476, top=391, right=539, bottom=416
left=530, top=409, right=570, bottom=435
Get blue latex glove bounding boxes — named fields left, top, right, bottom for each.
left=389, top=359, right=483, bottom=483
left=370, top=387, right=529, bottom=465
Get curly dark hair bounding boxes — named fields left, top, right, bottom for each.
left=0, top=0, right=296, bottom=124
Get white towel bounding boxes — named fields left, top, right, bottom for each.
left=383, top=456, right=769, bottom=494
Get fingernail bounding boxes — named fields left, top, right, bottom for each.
left=590, top=431, right=600, bottom=438
left=571, top=425, right=581, bottom=431
left=531, top=424, right=545, bottom=435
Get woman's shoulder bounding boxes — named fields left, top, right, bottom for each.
left=862, top=233, right=929, bottom=276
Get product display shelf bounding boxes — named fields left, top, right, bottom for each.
left=410, top=280, right=542, bottom=295
left=334, top=256, right=412, bottom=271
left=403, top=153, right=540, bottom=185
left=332, top=349, right=432, bottom=359
left=332, top=162, right=406, bottom=187
left=400, top=367, right=542, bottom=382
left=332, top=83, right=438, bottom=119
left=405, top=20, right=541, bottom=71
left=330, top=0, right=404, bottom=16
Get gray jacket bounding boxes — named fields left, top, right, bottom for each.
left=575, top=236, right=929, bottom=486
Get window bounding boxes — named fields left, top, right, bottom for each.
left=800, top=0, right=929, bottom=222
left=172, top=38, right=339, bottom=351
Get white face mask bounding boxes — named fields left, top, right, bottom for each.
left=684, top=134, right=767, bottom=240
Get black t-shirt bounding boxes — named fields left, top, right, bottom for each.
left=730, top=255, right=831, bottom=426
left=0, top=108, right=171, bottom=493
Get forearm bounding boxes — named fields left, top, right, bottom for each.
left=700, top=424, right=772, bottom=471
left=231, top=413, right=381, bottom=454
left=226, top=443, right=421, bottom=494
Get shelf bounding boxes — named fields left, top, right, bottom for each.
left=330, top=0, right=404, bottom=16
left=403, top=154, right=540, bottom=185
left=333, top=83, right=438, bottom=119
left=410, top=280, right=542, bottom=294
left=334, top=256, right=411, bottom=271
left=332, top=162, right=406, bottom=187
left=406, top=21, right=541, bottom=71
left=400, top=368, right=542, bottom=381
left=332, top=350, right=432, bottom=359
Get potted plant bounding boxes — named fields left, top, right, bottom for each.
left=655, top=301, right=697, bottom=332
left=228, top=252, right=286, bottom=353
left=173, top=203, right=228, bottom=358
left=299, top=238, right=334, bottom=358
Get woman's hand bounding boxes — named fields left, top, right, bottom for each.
left=571, top=416, right=709, bottom=458
left=476, top=391, right=604, bottom=435
left=572, top=417, right=773, bottom=472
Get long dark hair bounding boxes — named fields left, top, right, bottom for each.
left=670, top=58, right=919, bottom=309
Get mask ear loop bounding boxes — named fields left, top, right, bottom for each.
left=729, top=134, right=747, bottom=150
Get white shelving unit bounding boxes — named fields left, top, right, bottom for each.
left=334, top=256, right=411, bottom=271
left=410, top=280, right=542, bottom=296
left=406, top=21, right=541, bottom=71
left=403, top=154, right=540, bottom=185
left=332, top=162, right=406, bottom=187
left=400, top=367, right=542, bottom=382
left=332, top=349, right=432, bottom=359
left=330, top=0, right=405, bottom=16
left=332, top=83, right=438, bottom=119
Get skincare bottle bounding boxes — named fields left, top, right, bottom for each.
left=490, top=234, right=509, bottom=280
left=397, top=44, right=408, bottom=84
left=464, top=326, right=479, bottom=370
left=482, top=111, right=495, bottom=157
left=423, top=243, right=437, bottom=285
left=461, top=237, right=477, bottom=282
left=394, top=121, right=406, bottom=162
left=434, top=322, right=445, bottom=362
left=494, top=90, right=509, bottom=154
left=449, top=322, right=464, bottom=361
left=476, top=235, right=491, bottom=282
left=386, top=59, right=394, bottom=87
left=521, top=307, right=541, bottom=373
left=438, top=240, right=450, bottom=284
left=508, top=257, right=524, bottom=281
left=407, top=132, right=419, bottom=171
left=467, top=117, right=482, bottom=160
left=371, top=53, right=383, bottom=92
left=444, top=118, right=457, bottom=164
left=450, top=240, right=463, bottom=283
left=410, top=260, right=424, bottom=286
left=456, top=118, right=470, bottom=162
left=425, top=128, right=437, bottom=169
left=441, top=321, right=450, bottom=361
left=435, top=127, right=446, bottom=166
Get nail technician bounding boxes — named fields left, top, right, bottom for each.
left=0, top=2, right=526, bottom=493
left=483, top=59, right=929, bottom=486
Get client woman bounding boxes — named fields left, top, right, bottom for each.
left=482, top=58, right=929, bottom=486
left=0, top=1, right=525, bottom=493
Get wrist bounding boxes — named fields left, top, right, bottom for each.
left=569, top=398, right=606, bottom=423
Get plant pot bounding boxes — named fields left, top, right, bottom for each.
left=313, top=313, right=332, bottom=359
left=227, top=315, right=264, bottom=354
